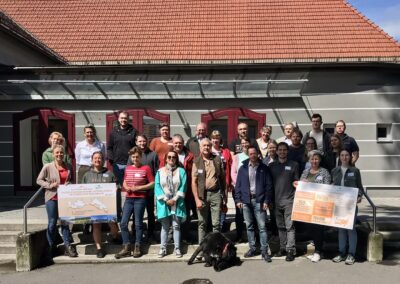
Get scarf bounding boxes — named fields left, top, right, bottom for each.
left=165, top=164, right=178, bottom=199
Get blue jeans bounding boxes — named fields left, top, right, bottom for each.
left=45, top=200, right=71, bottom=247
left=338, top=207, right=358, bottom=256
left=243, top=199, right=268, bottom=253
left=120, top=198, right=146, bottom=245
left=113, top=163, right=126, bottom=219
left=160, top=215, right=181, bottom=250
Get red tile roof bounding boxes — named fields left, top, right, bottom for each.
left=1, top=0, right=399, bottom=65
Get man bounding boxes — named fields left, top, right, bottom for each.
left=128, top=134, right=159, bottom=241
left=235, top=146, right=273, bottom=262
left=288, top=129, right=306, bottom=173
left=335, top=120, right=360, bottom=164
left=186, top=122, right=207, bottom=157
left=107, top=111, right=137, bottom=185
left=229, top=122, right=260, bottom=155
left=172, top=134, right=196, bottom=242
left=269, top=142, right=299, bottom=261
left=301, top=113, right=331, bottom=153
left=276, top=123, right=294, bottom=146
left=192, top=138, right=227, bottom=244
left=107, top=111, right=137, bottom=219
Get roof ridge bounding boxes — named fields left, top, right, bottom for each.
left=0, top=9, right=67, bottom=64
left=343, top=0, right=400, bottom=47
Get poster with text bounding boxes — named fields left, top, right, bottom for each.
left=291, top=181, right=358, bottom=229
left=58, top=183, right=117, bottom=224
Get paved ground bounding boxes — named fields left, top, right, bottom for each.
left=0, top=258, right=399, bottom=284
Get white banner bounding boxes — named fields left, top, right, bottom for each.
left=291, top=181, right=358, bottom=229
left=58, top=183, right=117, bottom=224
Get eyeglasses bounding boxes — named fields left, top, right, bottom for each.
left=167, top=156, right=177, bottom=160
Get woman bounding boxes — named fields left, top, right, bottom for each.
left=115, top=147, right=154, bottom=259
left=231, top=138, right=251, bottom=186
left=256, top=125, right=273, bottom=159
left=75, top=124, right=106, bottom=183
left=304, top=137, right=317, bottom=170
left=82, top=151, right=120, bottom=258
left=155, top=150, right=187, bottom=258
left=299, top=150, right=331, bottom=262
left=262, top=140, right=278, bottom=165
left=149, top=122, right=173, bottom=167
left=324, top=134, right=343, bottom=172
left=42, top=131, right=71, bottom=165
left=37, top=145, right=77, bottom=257
left=210, top=130, right=232, bottom=232
left=331, top=149, right=363, bottom=265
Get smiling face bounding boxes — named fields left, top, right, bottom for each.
left=92, top=152, right=103, bottom=169
left=118, top=112, right=129, bottom=128
left=240, top=139, right=250, bottom=154
left=130, top=153, right=141, bottom=167
left=200, top=140, right=212, bottom=157
left=84, top=127, right=95, bottom=142
left=50, top=134, right=62, bottom=147
left=277, top=144, right=288, bottom=160
left=237, top=123, right=248, bottom=138
left=284, top=124, right=294, bottom=138
left=309, top=154, right=321, bottom=169
left=211, top=134, right=221, bottom=148
left=248, top=148, right=258, bottom=163
left=196, top=123, right=207, bottom=139
left=136, top=136, right=147, bottom=150
left=172, top=137, right=184, bottom=153
left=267, top=143, right=277, bottom=157
left=160, top=126, right=170, bottom=139
left=166, top=151, right=178, bottom=167
left=52, top=146, right=64, bottom=162
left=330, top=136, right=340, bottom=149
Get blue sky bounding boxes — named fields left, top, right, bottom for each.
left=347, top=0, right=400, bottom=41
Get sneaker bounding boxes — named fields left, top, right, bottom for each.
left=345, top=254, right=355, bottom=265
left=332, top=254, right=346, bottom=263
left=157, top=248, right=166, bottom=258
left=96, top=249, right=105, bottom=259
left=175, top=248, right=183, bottom=258
left=310, top=252, right=321, bottom=262
left=262, top=252, right=272, bottom=263
left=285, top=250, right=295, bottom=262
left=244, top=249, right=257, bottom=258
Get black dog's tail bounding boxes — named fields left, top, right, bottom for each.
left=187, top=245, right=203, bottom=265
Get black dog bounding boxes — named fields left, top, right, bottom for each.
left=188, top=232, right=241, bottom=272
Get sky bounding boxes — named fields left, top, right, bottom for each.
left=347, top=0, right=400, bottom=42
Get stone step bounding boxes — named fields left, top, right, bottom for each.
left=0, top=254, right=16, bottom=262
left=0, top=231, right=20, bottom=243
left=0, top=221, right=47, bottom=232
left=0, top=243, right=16, bottom=254
left=380, top=231, right=400, bottom=241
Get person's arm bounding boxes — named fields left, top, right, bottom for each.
left=234, top=167, right=243, bottom=208
left=74, top=143, right=81, bottom=166
left=231, top=155, right=238, bottom=186
left=154, top=171, right=167, bottom=201
left=37, top=165, right=57, bottom=189
left=133, top=166, right=155, bottom=191
left=106, top=132, right=114, bottom=164
left=42, top=150, right=51, bottom=165
left=191, top=163, right=203, bottom=208
left=322, top=169, right=331, bottom=184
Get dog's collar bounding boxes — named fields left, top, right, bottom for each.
left=222, top=243, right=230, bottom=255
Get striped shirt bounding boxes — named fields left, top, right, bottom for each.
left=123, top=165, right=154, bottom=198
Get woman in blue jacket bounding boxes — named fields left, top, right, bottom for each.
left=331, top=149, right=363, bottom=265
left=155, top=150, right=187, bottom=258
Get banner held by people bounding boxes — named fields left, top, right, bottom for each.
left=292, top=181, right=358, bottom=230
left=58, top=183, right=117, bottom=224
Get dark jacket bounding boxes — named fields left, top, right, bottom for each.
left=331, top=166, right=363, bottom=198
left=82, top=167, right=116, bottom=183
left=193, top=154, right=226, bottom=200
left=185, top=137, right=201, bottom=157
left=179, top=147, right=194, bottom=200
left=229, top=137, right=260, bottom=155
left=107, top=124, right=137, bottom=164
left=268, top=160, right=299, bottom=205
left=302, top=130, right=331, bottom=153
left=234, top=159, right=273, bottom=205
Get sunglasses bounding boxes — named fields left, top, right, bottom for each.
left=167, top=155, right=177, bottom=160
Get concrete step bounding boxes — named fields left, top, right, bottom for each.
left=0, top=221, right=47, bottom=232
left=0, top=243, right=16, bottom=254
left=0, top=254, right=16, bottom=262
left=381, top=231, right=400, bottom=241
left=0, top=231, right=19, bottom=243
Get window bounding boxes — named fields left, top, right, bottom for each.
left=376, top=123, right=393, bottom=142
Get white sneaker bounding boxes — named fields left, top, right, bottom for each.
left=310, top=252, right=321, bottom=262
left=158, top=248, right=166, bottom=258
left=175, top=248, right=182, bottom=258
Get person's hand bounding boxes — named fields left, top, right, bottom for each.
left=293, top=181, right=299, bottom=188
left=262, top=203, right=268, bottom=211
left=236, top=202, right=243, bottom=209
left=50, top=182, right=59, bottom=189
left=166, top=199, right=176, bottom=206
left=195, top=199, right=203, bottom=209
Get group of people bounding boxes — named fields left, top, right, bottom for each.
left=37, top=111, right=364, bottom=265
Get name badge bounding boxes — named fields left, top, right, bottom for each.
left=316, top=176, right=323, bottom=181
left=103, top=174, right=109, bottom=177
left=198, top=169, right=204, bottom=174
left=134, top=173, right=141, bottom=177
left=285, top=166, right=291, bottom=171
left=348, top=173, right=355, bottom=177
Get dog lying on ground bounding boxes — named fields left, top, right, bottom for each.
left=187, top=232, right=241, bottom=272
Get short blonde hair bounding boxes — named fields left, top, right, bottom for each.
left=48, top=131, right=64, bottom=146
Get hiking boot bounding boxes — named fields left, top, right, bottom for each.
left=332, top=254, right=346, bottom=263
left=244, top=249, right=256, bottom=258
left=64, top=245, right=78, bottom=257
left=114, top=244, right=131, bottom=259
left=345, top=254, right=355, bottom=265
left=285, top=250, right=295, bottom=262
left=133, top=244, right=141, bottom=258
